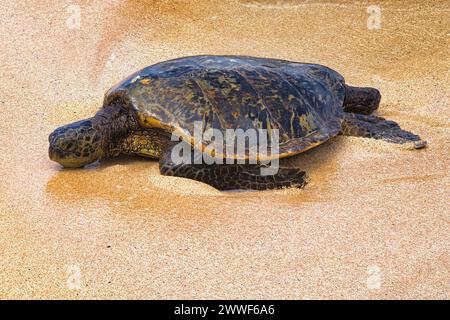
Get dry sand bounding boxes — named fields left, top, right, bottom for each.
left=0, top=0, right=449, bottom=299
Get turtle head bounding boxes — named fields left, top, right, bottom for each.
left=49, top=119, right=104, bottom=168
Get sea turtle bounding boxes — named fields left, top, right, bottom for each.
left=49, top=55, right=426, bottom=190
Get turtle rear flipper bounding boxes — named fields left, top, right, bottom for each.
left=159, top=145, right=309, bottom=191
left=341, top=113, right=427, bottom=149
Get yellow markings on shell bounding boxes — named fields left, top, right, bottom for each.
left=298, top=114, right=311, bottom=132
left=306, top=112, right=319, bottom=130
left=140, top=79, right=151, bottom=85
left=186, top=91, right=195, bottom=102
left=258, top=99, right=266, bottom=110
left=266, top=116, right=272, bottom=138
left=218, top=75, right=237, bottom=84
left=298, top=112, right=319, bottom=134
left=290, top=111, right=296, bottom=137
left=220, top=77, right=239, bottom=96
left=222, top=87, right=231, bottom=96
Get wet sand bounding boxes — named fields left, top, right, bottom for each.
left=0, top=0, right=449, bottom=299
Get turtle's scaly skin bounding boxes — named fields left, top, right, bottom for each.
left=104, top=55, right=345, bottom=158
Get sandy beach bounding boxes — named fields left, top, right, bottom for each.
left=0, top=0, right=449, bottom=299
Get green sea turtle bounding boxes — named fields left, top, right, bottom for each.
left=49, top=55, right=426, bottom=190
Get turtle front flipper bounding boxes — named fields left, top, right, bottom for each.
left=341, top=113, right=427, bottom=149
left=158, top=145, right=309, bottom=191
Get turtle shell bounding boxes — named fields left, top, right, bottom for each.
left=103, top=55, right=346, bottom=160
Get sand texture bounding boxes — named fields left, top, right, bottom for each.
left=0, top=0, right=449, bottom=299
